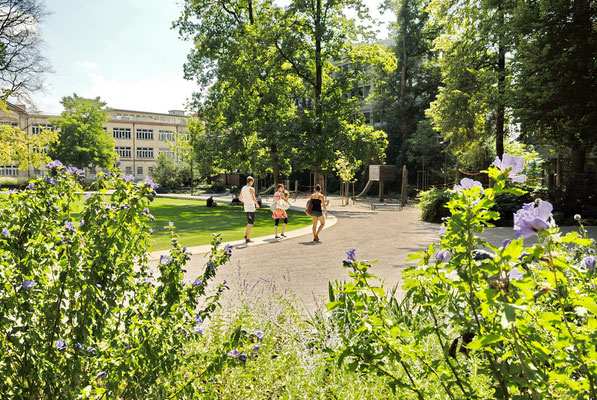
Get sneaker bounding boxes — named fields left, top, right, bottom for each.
left=245, top=239, right=253, bottom=243
left=280, top=233, right=287, bottom=238
left=275, top=235, right=280, bottom=239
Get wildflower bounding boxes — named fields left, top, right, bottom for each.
left=142, top=208, right=150, bottom=214
left=513, top=200, right=553, bottom=238
left=84, top=192, right=92, bottom=200
left=88, top=346, right=96, bottom=355
left=145, top=177, right=159, bottom=190
left=239, top=354, right=248, bottom=363
left=47, top=160, right=64, bottom=170
left=160, top=255, right=171, bottom=265
left=508, top=268, right=524, bottom=281
left=114, top=161, right=122, bottom=167
left=195, top=315, right=203, bottom=324
left=96, top=371, right=107, bottom=379
left=122, top=174, right=134, bottom=182
left=252, top=345, right=260, bottom=356
left=192, top=278, right=202, bottom=287
left=124, top=344, right=131, bottom=350
left=149, top=215, right=155, bottom=222
left=212, top=233, right=221, bottom=237
left=144, top=276, right=154, bottom=283
left=79, top=220, right=85, bottom=227
left=439, top=226, right=447, bottom=236
left=168, top=221, right=174, bottom=227
left=224, top=244, right=233, bottom=256
left=435, top=249, right=449, bottom=263
left=254, top=331, right=264, bottom=341
left=502, top=238, right=512, bottom=248
left=22, top=280, right=37, bottom=289
left=492, top=154, right=526, bottom=183
left=2, top=228, right=10, bottom=237
left=346, top=248, right=357, bottom=261
left=25, top=183, right=35, bottom=190
left=95, top=283, right=102, bottom=290
left=582, top=256, right=596, bottom=271
left=54, top=340, right=67, bottom=351
left=74, top=343, right=85, bottom=350
left=193, top=326, right=204, bottom=335
left=574, top=214, right=582, bottom=221
left=453, top=178, right=483, bottom=192
left=67, top=167, right=85, bottom=178
left=206, top=262, right=214, bottom=270
left=64, top=221, right=76, bottom=232
left=46, top=177, right=56, bottom=186
left=227, top=349, right=240, bottom=358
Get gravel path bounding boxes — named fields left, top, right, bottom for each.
left=172, top=196, right=597, bottom=313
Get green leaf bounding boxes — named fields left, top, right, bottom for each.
left=467, top=333, right=507, bottom=351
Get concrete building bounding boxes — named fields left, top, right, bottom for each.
left=0, top=103, right=188, bottom=181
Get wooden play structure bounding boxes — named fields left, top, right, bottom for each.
left=356, top=165, right=397, bottom=201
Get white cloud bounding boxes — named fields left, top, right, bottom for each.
left=75, top=61, right=98, bottom=70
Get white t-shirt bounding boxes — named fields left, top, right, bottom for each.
left=241, top=185, right=256, bottom=212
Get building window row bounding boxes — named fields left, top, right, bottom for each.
left=159, top=148, right=174, bottom=158
left=115, top=146, right=132, bottom=158
left=136, top=129, right=154, bottom=140
left=136, top=147, right=154, bottom=159
left=113, top=127, right=131, bottom=139
left=32, top=124, right=54, bottom=134
left=0, top=165, right=19, bottom=176
left=2, top=121, right=18, bottom=127
left=159, top=130, right=175, bottom=141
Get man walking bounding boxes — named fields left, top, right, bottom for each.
left=239, top=176, right=259, bottom=243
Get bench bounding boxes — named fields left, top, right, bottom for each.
left=371, top=203, right=403, bottom=211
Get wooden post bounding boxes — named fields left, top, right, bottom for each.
left=378, top=179, right=384, bottom=202
left=352, top=181, right=355, bottom=204
left=401, top=165, right=408, bottom=206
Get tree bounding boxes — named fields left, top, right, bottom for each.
left=374, top=0, right=441, bottom=165
left=513, top=0, right=597, bottom=174
left=48, top=94, right=116, bottom=169
left=0, top=0, right=51, bottom=103
left=427, top=0, right=516, bottom=160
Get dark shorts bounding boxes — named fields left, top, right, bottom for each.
left=274, top=218, right=288, bottom=226
left=311, top=211, right=323, bottom=217
left=245, top=212, right=255, bottom=225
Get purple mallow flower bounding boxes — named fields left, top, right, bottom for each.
left=439, top=226, right=447, bottom=236
left=2, top=228, right=9, bottom=237
left=346, top=248, right=357, bottom=261
left=66, top=167, right=85, bottom=177
left=513, top=200, right=553, bottom=238
left=224, top=244, right=233, bottom=256
left=195, top=315, right=203, bottom=324
left=435, top=249, right=449, bottom=263
left=168, top=221, right=174, bottom=227
left=227, top=349, right=240, bottom=358
left=64, top=221, right=76, bottom=232
left=84, top=192, right=92, bottom=200
left=114, top=160, right=122, bottom=167
left=582, top=256, right=596, bottom=271
left=193, top=326, right=204, bottom=335
left=47, top=160, right=63, bottom=170
left=252, top=345, right=260, bottom=356
left=502, top=238, right=512, bottom=248
left=454, top=178, right=483, bottom=192
left=508, top=268, right=524, bottom=281
left=25, top=183, right=35, bottom=190
left=142, top=208, right=150, bottom=214
left=160, top=255, right=171, bottom=265
left=145, top=177, right=159, bottom=190
left=239, top=354, right=248, bottom=363
left=122, top=174, right=134, bottom=182
left=88, top=346, right=96, bottom=355
left=74, top=343, right=85, bottom=350
left=96, top=371, right=107, bottom=379
left=254, top=331, right=264, bottom=341
left=192, top=278, right=203, bottom=286
left=54, top=340, right=67, bottom=351
left=492, top=154, right=526, bottom=183
left=46, top=177, right=56, bottom=186
left=22, top=280, right=37, bottom=289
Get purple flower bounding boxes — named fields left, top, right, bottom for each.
left=502, top=238, right=512, bottom=248
left=508, top=268, right=524, bottom=281
left=227, top=349, right=240, bottom=358
left=74, top=342, right=85, bottom=350
left=435, top=249, right=449, bottom=263
left=142, top=208, right=150, bottom=214
left=47, top=160, right=63, bottom=170
left=88, top=346, right=96, bottom=355
left=64, top=221, right=76, bottom=232
left=95, top=283, right=102, bottom=290
left=454, top=178, right=483, bottom=192
left=145, top=177, right=159, bottom=190
left=22, top=280, right=37, bottom=289
left=439, top=226, right=447, bottom=236
left=25, top=183, right=35, bottom=190
left=122, top=174, right=134, bottom=182
left=346, top=248, right=357, bottom=261
left=224, top=244, right=233, bottom=256
left=492, top=154, right=526, bottom=183
left=206, top=262, right=214, bottom=270
left=160, top=255, right=171, bottom=265
left=114, top=161, right=122, bottom=167
left=239, top=354, right=248, bottom=363
left=193, top=326, right=204, bottom=335
left=67, top=167, right=85, bottom=177
left=252, top=345, right=260, bottom=356
left=513, top=201, right=552, bottom=238
left=84, top=192, right=91, bottom=200
left=54, top=340, right=67, bottom=351
left=195, top=314, right=203, bottom=324
left=582, top=256, right=596, bottom=271
left=79, top=220, right=85, bottom=227
left=254, top=331, right=264, bottom=341
left=192, top=278, right=203, bottom=286
left=168, top=221, right=174, bottom=227
left=46, top=177, right=56, bottom=186
left=2, top=228, right=9, bottom=237
left=144, top=276, right=154, bottom=283
left=96, top=371, right=107, bottom=379
left=149, top=215, right=155, bottom=222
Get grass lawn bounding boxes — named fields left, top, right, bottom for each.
left=147, top=197, right=311, bottom=250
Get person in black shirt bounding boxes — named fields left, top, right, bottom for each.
left=309, top=184, right=328, bottom=242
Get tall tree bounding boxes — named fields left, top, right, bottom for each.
left=374, top=0, right=441, bottom=165
left=513, top=0, right=597, bottom=174
left=427, top=0, right=515, bottom=160
left=0, top=0, right=51, bottom=104
left=48, top=94, right=116, bottom=169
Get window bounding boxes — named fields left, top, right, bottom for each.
left=363, top=112, right=371, bottom=124
left=363, top=85, right=370, bottom=98
left=33, top=167, right=41, bottom=175
left=115, top=146, right=132, bottom=158
left=102, top=126, right=107, bottom=132
left=137, top=166, right=143, bottom=175
left=125, top=166, right=132, bottom=175
left=136, top=147, right=154, bottom=159
left=113, top=127, right=131, bottom=139
left=2, top=121, right=18, bottom=127
left=32, top=124, right=54, bottom=134
left=136, top=129, right=153, bottom=140
left=0, top=165, right=19, bottom=176
left=159, top=130, right=175, bottom=141
left=159, top=148, right=175, bottom=158
left=148, top=166, right=153, bottom=174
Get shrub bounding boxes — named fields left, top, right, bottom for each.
left=417, top=187, right=452, bottom=223
left=0, top=161, right=250, bottom=397
left=328, top=155, right=597, bottom=399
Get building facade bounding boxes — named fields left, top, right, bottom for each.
left=0, top=103, right=188, bottom=181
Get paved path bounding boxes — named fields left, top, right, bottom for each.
left=155, top=195, right=596, bottom=313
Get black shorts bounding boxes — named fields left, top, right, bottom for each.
left=245, top=212, right=255, bottom=225
left=274, top=218, right=288, bottom=226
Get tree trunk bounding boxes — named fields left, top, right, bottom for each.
left=270, top=143, right=280, bottom=184
left=399, top=0, right=409, bottom=158
left=495, top=1, right=505, bottom=158
left=570, top=148, right=585, bottom=174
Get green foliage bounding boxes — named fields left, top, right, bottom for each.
left=328, top=158, right=597, bottom=398
left=417, top=187, right=452, bottom=223
left=48, top=94, right=116, bottom=169
left=150, top=153, right=191, bottom=190
left=0, top=162, right=252, bottom=397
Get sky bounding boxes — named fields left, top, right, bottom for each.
left=32, top=0, right=393, bottom=115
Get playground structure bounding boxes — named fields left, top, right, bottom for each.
left=356, top=165, right=397, bottom=202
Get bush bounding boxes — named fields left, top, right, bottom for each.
left=417, top=187, right=452, bottom=223
left=0, top=162, right=252, bottom=397
left=328, top=156, right=597, bottom=398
